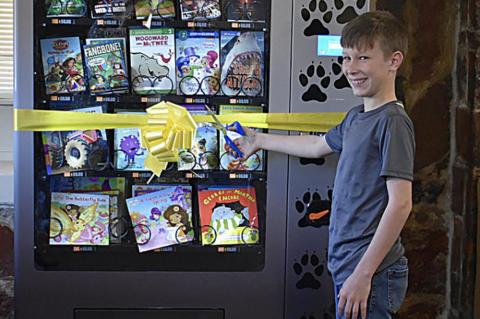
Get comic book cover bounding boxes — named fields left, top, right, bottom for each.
left=41, top=106, right=109, bottom=175
left=126, top=186, right=194, bottom=252
left=40, top=37, right=86, bottom=95
left=83, top=41, right=129, bottom=94
left=220, top=31, right=264, bottom=97
left=113, top=112, right=148, bottom=171
left=197, top=186, right=259, bottom=245
left=179, top=0, right=221, bottom=21
left=86, top=37, right=129, bottom=81
left=45, top=0, right=87, bottom=18
left=49, top=192, right=110, bottom=246
left=175, top=30, right=220, bottom=95
left=224, top=0, right=266, bottom=22
left=129, top=28, right=176, bottom=95
left=134, top=0, right=175, bottom=19
left=132, top=184, right=192, bottom=199
left=91, top=0, right=129, bottom=18
left=178, top=104, right=218, bottom=170
left=218, top=105, right=263, bottom=171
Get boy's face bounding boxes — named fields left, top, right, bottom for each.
left=341, top=40, right=398, bottom=99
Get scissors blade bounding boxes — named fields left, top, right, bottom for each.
left=204, top=104, right=226, bottom=133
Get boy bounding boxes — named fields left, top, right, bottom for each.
left=234, top=11, right=415, bottom=319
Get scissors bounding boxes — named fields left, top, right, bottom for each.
left=204, top=105, right=246, bottom=159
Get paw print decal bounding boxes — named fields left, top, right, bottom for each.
left=301, top=0, right=332, bottom=37
left=294, top=251, right=325, bottom=289
left=334, top=0, right=367, bottom=25
left=331, top=57, right=350, bottom=90
left=299, top=62, right=330, bottom=102
left=296, top=189, right=332, bottom=228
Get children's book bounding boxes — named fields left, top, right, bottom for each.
left=91, top=0, right=129, bottom=18
left=175, top=30, right=220, bottom=95
left=40, top=37, right=86, bottom=95
left=41, top=106, right=109, bottom=175
left=132, top=184, right=192, bottom=199
left=91, top=190, right=121, bottom=244
left=224, top=0, right=266, bottom=22
left=178, top=104, right=218, bottom=170
left=198, top=186, right=259, bottom=245
left=126, top=186, right=194, bottom=252
left=83, top=41, right=129, bottom=94
left=220, top=31, right=264, bottom=97
left=129, top=28, right=176, bottom=95
left=49, top=192, right=110, bottom=246
left=134, top=0, right=176, bottom=19
left=113, top=112, right=148, bottom=171
left=45, top=0, right=87, bottom=18
left=179, top=0, right=221, bottom=21
left=218, top=104, right=264, bottom=171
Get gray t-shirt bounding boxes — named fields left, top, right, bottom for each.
left=325, top=101, right=415, bottom=285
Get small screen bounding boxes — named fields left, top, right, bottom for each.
left=317, top=35, right=342, bottom=56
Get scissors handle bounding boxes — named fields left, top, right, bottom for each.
left=226, top=121, right=245, bottom=136
left=225, top=121, right=245, bottom=159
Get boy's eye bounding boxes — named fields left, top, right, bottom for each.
left=359, top=56, right=369, bottom=60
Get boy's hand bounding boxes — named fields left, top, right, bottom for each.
left=337, top=270, right=372, bottom=319
left=229, top=125, right=259, bottom=160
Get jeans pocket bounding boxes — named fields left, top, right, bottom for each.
left=387, top=265, right=408, bottom=313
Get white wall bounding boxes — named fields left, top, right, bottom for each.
left=0, top=105, right=13, bottom=203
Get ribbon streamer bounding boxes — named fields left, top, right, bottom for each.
left=14, top=102, right=345, bottom=176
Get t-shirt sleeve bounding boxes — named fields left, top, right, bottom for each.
left=325, top=115, right=348, bottom=153
left=379, top=115, right=415, bottom=181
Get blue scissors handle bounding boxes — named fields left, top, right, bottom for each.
left=225, top=121, right=245, bottom=159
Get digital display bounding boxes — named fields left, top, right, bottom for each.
left=317, top=35, right=342, bottom=56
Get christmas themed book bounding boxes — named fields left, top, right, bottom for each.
left=49, top=192, right=110, bottom=246
left=198, top=186, right=259, bottom=245
left=175, top=30, right=220, bottom=95
left=224, top=0, right=266, bottom=22
left=179, top=0, right=221, bottom=21
left=129, top=28, right=176, bottom=95
left=220, top=31, right=264, bottom=97
left=45, top=0, right=87, bottom=18
left=91, top=0, right=129, bottom=18
left=134, top=0, right=176, bottom=19
left=40, top=37, right=86, bottom=95
left=114, top=112, right=148, bottom=171
left=126, top=186, right=194, bottom=252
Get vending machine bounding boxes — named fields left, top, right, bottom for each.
left=14, top=0, right=369, bottom=318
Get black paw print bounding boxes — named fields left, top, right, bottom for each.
left=335, top=0, right=367, bottom=25
left=301, top=0, right=333, bottom=37
left=331, top=57, right=350, bottom=90
left=296, top=189, right=332, bottom=228
left=294, top=252, right=325, bottom=289
left=299, top=62, right=330, bottom=103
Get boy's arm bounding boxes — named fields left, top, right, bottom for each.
left=337, top=177, right=412, bottom=319
left=235, top=127, right=334, bottom=159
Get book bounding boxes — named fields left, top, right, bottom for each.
left=179, top=0, right=221, bottom=21
left=178, top=104, right=218, bottom=170
left=220, top=31, right=264, bottom=97
left=91, top=0, right=129, bottom=18
left=45, top=0, right=87, bottom=18
left=132, top=184, right=192, bottom=199
left=49, top=192, right=110, bottom=246
left=41, top=106, right=109, bottom=175
left=40, top=37, right=86, bottom=95
left=198, top=186, right=259, bottom=245
left=126, top=186, right=194, bottom=252
left=175, top=30, right=220, bottom=95
left=134, top=0, right=175, bottom=19
left=113, top=112, right=148, bottom=171
left=129, top=28, right=176, bottom=95
left=86, top=37, right=129, bottom=78
left=218, top=104, right=264, bottom=171
left=223, top=0, right=266, bottom=22
left=83, top=41, right=129, bottom=94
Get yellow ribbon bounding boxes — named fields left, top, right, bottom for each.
left=14, top=102, right=346, bottom=176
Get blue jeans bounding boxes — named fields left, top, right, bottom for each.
left=334, top=256, right=409, bottom=319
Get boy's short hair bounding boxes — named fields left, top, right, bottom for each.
left=341, top=11, right=408, bottom=57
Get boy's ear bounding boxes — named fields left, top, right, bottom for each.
left=389, top=51, right=404, bottom=71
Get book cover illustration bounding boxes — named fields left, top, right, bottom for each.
left=83, top=41, right=129, bottom=94
left=223, top=0, right=266, bottom=22
left=178, top=104, right=218, bottom=170
left=132, top=184, right=192, bottom=199
left=49, top=192, right=110, bottom=246
left=175, top=30, right=220, bottom=95
left=220, top=31, right=264, bottom=97
left=134, top=0, right=175, bottom=19
left=86, top=37, right=129, bottom=82
left=218, top=105, right=263, bottom=171
left=198, top=186, right=259, bottom=245
left=179, top=0, right=221, bottom=21
left=126, top=186, right=194, bottom=252
left=91, top=0, right=128, bottom=18
left=129, top=28, right=176, bottom=95
left=113, top=112, right=148, bottom=171
left=40, top=37, right=86, bottom=95
left=45, top=0, right=87, bottom=17
left=41, top=106, right=109, bottom=175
